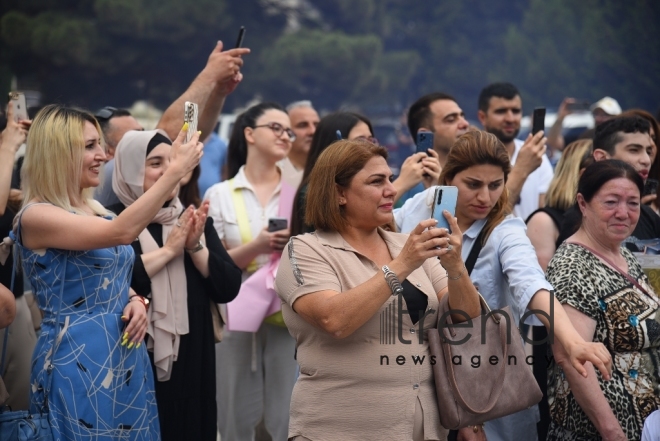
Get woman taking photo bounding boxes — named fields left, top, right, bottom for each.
left=290, top=111, right=439, bottom=236
left=109, top=129, right=242, bottom=440
left=394, top=130, right=613, bottom=441
left=204, top=102, right=296, bottom=441
left=546, top=160, right=660, bottom=441
left=12, top=105, right=201, bottom=440
left=275, top=138, right=482, bottom=441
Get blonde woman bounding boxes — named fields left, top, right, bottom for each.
left=12, top=105, right=201, bottom=440
left=526, top=139, right=594, bottom=270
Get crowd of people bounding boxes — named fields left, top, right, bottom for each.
left=0, top=40, right=659, bottom=441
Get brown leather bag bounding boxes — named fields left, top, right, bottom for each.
left=428, top=293, right=542, bottom=430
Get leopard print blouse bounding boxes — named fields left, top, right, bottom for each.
left=546, top=243, right=660, bottom=441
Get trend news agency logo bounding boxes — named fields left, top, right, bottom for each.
left=379, top=291, right=557, bottom=368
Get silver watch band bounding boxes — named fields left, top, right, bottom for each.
left=381, top=265, right=403, bottom=296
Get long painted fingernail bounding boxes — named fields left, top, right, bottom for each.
left=136, top=343, right=141, bottom=349
left=121, top=315, right=127, bottom=320
left=182, top=122, right=189, bottom=131
left=197, top=130, right=202, bottom=136
left=121, top=339, right=127, bottom=346
left=128, top=342, right=134, bottom=349
left=123, top=332, right=129, bottom=340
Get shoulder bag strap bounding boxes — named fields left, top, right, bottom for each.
left=229, top=179, right=258, bottom=273
left=465, top=227, right=487, bottom=276
left=570, top=241, right=654, bottom=299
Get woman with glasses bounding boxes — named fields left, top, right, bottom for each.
left=204, top=102, right=297, bottom=441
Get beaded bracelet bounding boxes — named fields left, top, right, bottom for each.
left=381, top=265, right=403, bottom=296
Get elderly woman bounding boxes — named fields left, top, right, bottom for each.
left=275, top=138, right=484, bottom=440
left=108, top=129, right=242, bottom=441
left=546, top=159, right=660, bottom=441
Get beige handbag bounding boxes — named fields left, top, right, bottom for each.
left=428, top=293, right=542, bottom=430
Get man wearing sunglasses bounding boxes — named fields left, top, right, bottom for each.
left=94, top=107, right=144, bottom=206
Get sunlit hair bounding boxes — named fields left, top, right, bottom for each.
left=545, top=139, right=593, bottom=211
left=22, top=104, right=108, bottom=216
left=438, top=130, right=510, bottom=243
left=305, top=139, right=388, bottom=232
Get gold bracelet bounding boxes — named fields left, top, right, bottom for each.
left=447, top=265, right=466, bottom=280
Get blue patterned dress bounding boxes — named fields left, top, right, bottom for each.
left=12, top=212, right=161, bottom=441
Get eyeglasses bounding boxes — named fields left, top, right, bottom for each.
left=354, top=136, right=379, bottom=145
left=253, top=122, right=296, bottom=142
left=94, top=106, right=118, bottom=121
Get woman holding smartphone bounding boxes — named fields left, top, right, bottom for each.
left=204, top=102, right=297, bottom=441
left=12, top=105, right=202, bottom=440
left=394, top=130, right=613, bottom=441
left=108, top=129, right=242, bottom=441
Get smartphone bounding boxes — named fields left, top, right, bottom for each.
left=184, top=101, right=199, bottom=144
left=566, top=100, right=590, bottom=112
left=644, top=179, right=659, bottom=197
left=416, top=132, right=434, bottom=155
left=430, top=186, right=458, bottom=232
left=532, top=107, right=546, bottom=135
left=8, top=91, right=28, bottom=122
left=267, top=217, right=288, bottom=232
left=235, top=26, right=246, bottom=48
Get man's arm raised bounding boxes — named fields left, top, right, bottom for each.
left=157, top=41, right=250, bottom=140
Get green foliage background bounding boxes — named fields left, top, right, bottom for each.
left=1, top=0, right=658, bottom=116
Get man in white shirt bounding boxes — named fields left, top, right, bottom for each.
left=478, top=82, right=552, bottom=220
left=278, top=100, right=319, bottom=188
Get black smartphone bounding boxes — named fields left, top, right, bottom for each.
left=267, top=217, right=288, bottom=232
left=416, top=132, right=433, bottom=155
left=532, top=107, right=546, bottom=135
left=644, top=179, right=659, bottom=197
left=566, top=100, right=590, bottom=112
left=235, top=26, right=245, bottom=48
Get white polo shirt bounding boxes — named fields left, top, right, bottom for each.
left=204, top=165, right=283, bottom=279
left=511, top=138, right=554, bottom=221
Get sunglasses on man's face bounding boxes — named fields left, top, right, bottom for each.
left=94, top=106, right=118, bottom=121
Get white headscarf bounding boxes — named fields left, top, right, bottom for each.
left=113, top=129, right=189, bottom=381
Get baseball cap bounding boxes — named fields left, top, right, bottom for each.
left=590, top=97, right=622, bottom=116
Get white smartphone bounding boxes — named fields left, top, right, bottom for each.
left=430, top=186, right=458, bottom=232
left=184, top=101, right=199, bottom=144
left=8, top=91, right=28, bottom=122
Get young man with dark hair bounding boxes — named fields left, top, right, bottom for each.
left=558, top=116, right=659, bottom=250
left=478, top=82, right=551, bottom=220
left=407, top=92, right=469, bottom=166
left=396, top=93, right=469, bottom=205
